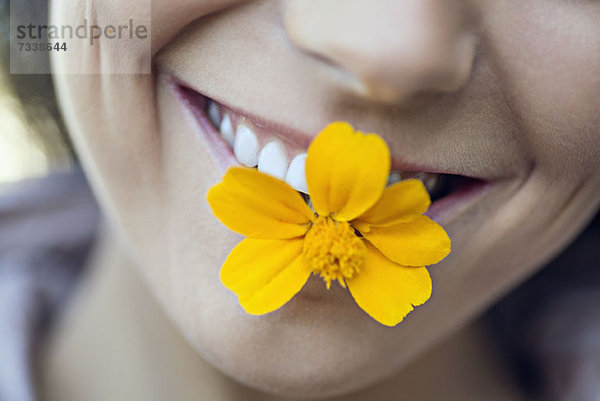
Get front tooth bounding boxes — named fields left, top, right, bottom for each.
left=285, top=153, right=308, bottom=193
left=233, top=125, right=259, bottom=167
left=258, top=141, right=288, bottom=180
left=219, top=115, right=235, bottom=146
left=208, top=101, right=220, bottom=128
left=387, top=171, right=402, bottom=186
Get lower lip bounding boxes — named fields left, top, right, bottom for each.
left=426, top=178, right=489, bottom=223
left=175, top=81, right=490, bottom=223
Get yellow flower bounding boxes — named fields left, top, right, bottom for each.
left=207, top=122, right=451, bottom=326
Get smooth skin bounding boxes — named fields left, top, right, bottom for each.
left=43, top=0, right=600, bottom=400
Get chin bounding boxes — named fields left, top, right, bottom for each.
left=188, top=283, right=410, bottom=399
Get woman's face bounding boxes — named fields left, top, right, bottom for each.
left=50, top=0, right=600, bottom=397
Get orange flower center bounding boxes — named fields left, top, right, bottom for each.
left=302, top=216, right=366, bottom=289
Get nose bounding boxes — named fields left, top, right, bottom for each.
left=284, top=0, right=477, bottom=104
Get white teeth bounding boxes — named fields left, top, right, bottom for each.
left=422, top=175, right=439, bottom=193
left=212, top=105, right=439, bottom=197
left=233, top=125, right=259, bottom=167
left=258, top=141, right=288, bottom=180
left=413, top=172, right=426, bottom=181
left=219, top=115, right=235, bottom=146
left=387, top=171, right=402, bottom=186
left=285, top=153, right=308, bottom=193
left=413, top=172, right=439, bottom=193
left=387, top=171, right=440, bottom=193
left=208, top=101, right=220, bottom=128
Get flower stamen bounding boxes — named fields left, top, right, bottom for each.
left=302, top=216, right=366, bottom=289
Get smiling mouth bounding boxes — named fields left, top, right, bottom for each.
left=175, top=82, right=487, bottom=211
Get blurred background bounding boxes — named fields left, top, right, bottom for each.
left=0, top=72, right=71, bottom=187
left=0, top=0, right=71, bottom=186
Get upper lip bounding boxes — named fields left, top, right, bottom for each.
left=171, top=74, right=493, bottom=181
left=208, top=92, right=314, bottom=154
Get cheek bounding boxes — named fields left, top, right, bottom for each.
left=49, top=0, right=249, bottom=305
left=485, top=1, right=600, bottom=174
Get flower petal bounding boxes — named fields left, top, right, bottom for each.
left=347, top=243, right=432, bottom=327
left=220, top=238, right=312, bottom=315
left=207, top=167, right=314, bottom=239
left=353, top=179, right=431, bottom=233
left=306, top=122, right=390, bottom=222
left=362, top=215, right=451, bottom=266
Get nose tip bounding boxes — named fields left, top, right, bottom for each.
left=284, top=0, right=478, bottom=104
